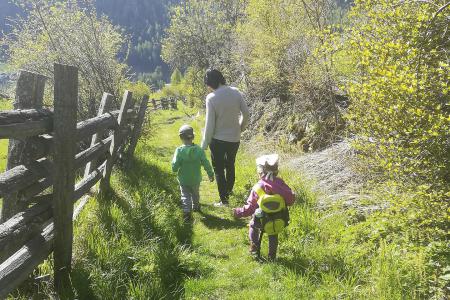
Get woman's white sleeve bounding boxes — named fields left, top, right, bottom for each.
left=201, top=97, right=215, bottom=149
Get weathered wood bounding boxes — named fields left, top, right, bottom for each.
left=0, top=158, right=52, bottom=198
left=0, top=222, right=54, bottom=299
left=73, top=162, right=106, bottom=202
left=161, top=98, right=169, bottom=110
left=73, top=195, right=90, bottom=221
left=27, top=134, right=54, bottom=158
left=0, top=119, right=53, bottom=139
left=84, top=93, right=113, bottom=178
left=99, top=90, right=132, bottom=194
left=127, top=95, right=149, bottom=158
left=18, top=177, right=52, bottom=205
left=52, top=63, right=77, bottom=298
left=0, top=108, right=53, bottom=125
left=75, top=135, right=112, bottom=170
left=1, top=70, right=46, bottom=222
left=0, top=195, right=52, bottom=263
left=76, top=112, right=118, bottom=141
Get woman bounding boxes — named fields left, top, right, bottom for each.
left=201, top=69, right=249, bottom=207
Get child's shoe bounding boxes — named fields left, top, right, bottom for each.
left=183, top=212, right=192, bottom=222
left=249, top=243, right=258, bottom=255
left=268, top=253, right=276, bottom=262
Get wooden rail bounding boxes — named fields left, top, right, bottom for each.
left=0, top=64, right=149, bottom=298
left=151, top=97, right=178, bottom=110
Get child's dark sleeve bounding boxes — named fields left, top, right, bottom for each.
left=171, top=148, right=181, bottom=172
left=200, top=148, right=214, bottom=178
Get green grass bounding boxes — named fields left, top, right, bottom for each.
left=0, top=98, right=12, bottom=210
left=9, top=104, right=435, bottom=299
left=0, top=98, right=12, bottom=172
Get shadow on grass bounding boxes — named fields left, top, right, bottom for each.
left=121, top=155, right=179, bottom=199
left=70, top=153, right=196, bottom=299
left=198, top=209, right=247, bottom=230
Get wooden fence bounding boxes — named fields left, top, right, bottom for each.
left=151, top=97, right=178, bottom=110
left=0, top=64, right=149, bottom=298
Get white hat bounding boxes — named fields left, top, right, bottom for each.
left=256, top=154, right=279, bottom=167
left=256, top=154, right=279, bottom=181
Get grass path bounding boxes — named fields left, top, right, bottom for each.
left=149, top=108, right=310, bottom=299
left=143, top=107, right=342, bottom=299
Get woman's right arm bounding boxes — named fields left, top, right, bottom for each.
left=201, top=96, right=215, bottom=150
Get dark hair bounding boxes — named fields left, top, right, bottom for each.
left=204, top=69, right=226, bottom=90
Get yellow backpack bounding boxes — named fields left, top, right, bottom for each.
left=253, top=184, right=290, bottom=235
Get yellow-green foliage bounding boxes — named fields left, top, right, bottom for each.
left=344, top=0, right=449, bottom=185
left=181, top=67, right=208, bottom=108
left=152, top=67, right=206, bottom=108
left=0, top=98, right=11, bottom=172
left=339, top=0, right=449, bottom=244
left=122, top=80, right=151, bottom=104
left=238, top=0, right=306, bottom=89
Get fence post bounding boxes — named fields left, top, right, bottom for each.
left=152, top=98, right=157, bottom=110
left=84, top=92, right=114, bottom=178
left=127, top=95, right=149, bottom=158
left=52, top=63, right=78, bottom=299
left=99, top=90, right=132, bottom=194
left=0, top=71, right=46, bottom=223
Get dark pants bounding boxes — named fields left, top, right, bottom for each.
left=250, top=216, right=278, bottom=259
left=209, top=138, right=240, bottom=203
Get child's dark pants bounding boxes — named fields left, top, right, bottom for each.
left=249, top=216, right=278, bottom=258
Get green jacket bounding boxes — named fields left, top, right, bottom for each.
left=171, top=144, right=214, bottom=186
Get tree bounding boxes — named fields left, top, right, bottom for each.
left=161, top=0, right=246, bottom=72
left=1, top=0, right=129, bottom=118
left=170, top=68, right=183, bottom=85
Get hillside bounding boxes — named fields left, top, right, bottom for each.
left=0, top=0, right=177, bottom=85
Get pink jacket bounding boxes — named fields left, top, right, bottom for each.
left=233, top=177, right=295, bottom=218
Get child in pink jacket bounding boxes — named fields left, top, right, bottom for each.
left=233, top=154, right=295, bottom=260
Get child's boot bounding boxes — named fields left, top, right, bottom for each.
left=249, top=243, right=258, bottom=256
left=183, top=212, right=192, bottom=223
left=268, top=235, right=278, bottom=262
left=268, top=252, right=276, bottom=262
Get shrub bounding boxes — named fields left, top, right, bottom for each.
left=1, top=0, right=129, bottom=118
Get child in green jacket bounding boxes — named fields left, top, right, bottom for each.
left=172, top=125, right=214, bottom=221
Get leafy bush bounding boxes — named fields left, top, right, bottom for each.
left=1, top=0, right=129, bottom=118
left=343, top=0, right=449, bottom=188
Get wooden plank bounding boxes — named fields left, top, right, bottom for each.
left=73, top=195, right=90, bottom=221
left=0, top=223, right=54, bottom=299
left=0, top=108, right=53, bottom=125
left=99, top=90, right=132, bottom=194
left=76, top=112, right=118, bottom=141
left=127, top=95, right=149, bottom=158
left=0, top=158, right=52, bottom=198
left=18, top=177, right=52, bottom=206
left=73, top=162, right=106, bottom=202
left=75, top=135, right=112, bottom=170
left=0, top=195, right=52, bottom=263
left=84, top=93, right=113, bottom=178
left=52, top=63, right=77, bottom=298
left=0, top=119, right=53, bottom=139
left=1, top=70, right=46, bottom=223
